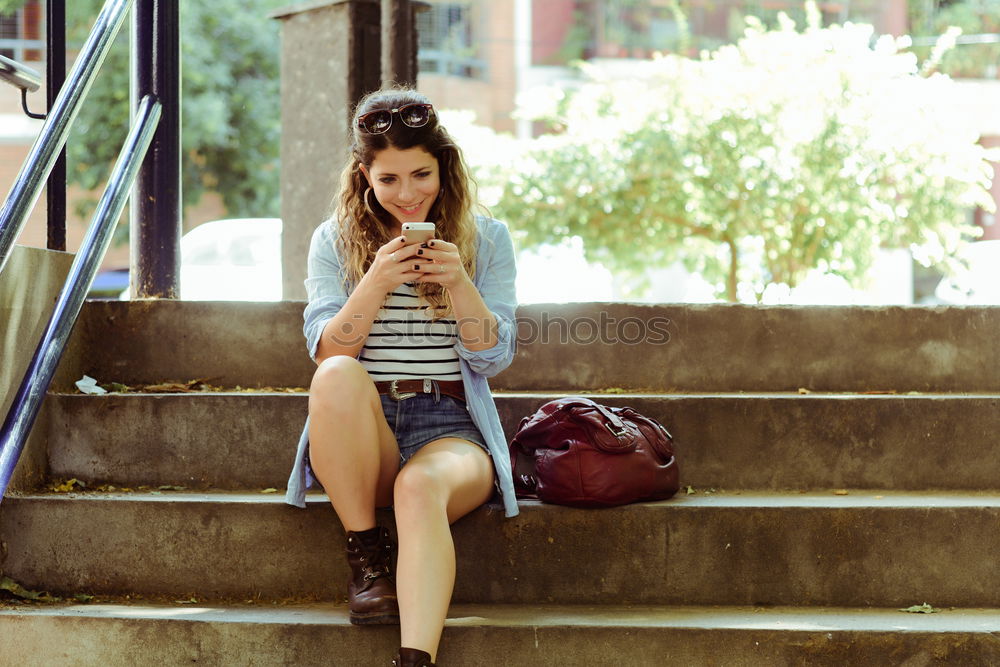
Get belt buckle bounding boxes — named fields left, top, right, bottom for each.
left=389, top=379, right=417, bottom=401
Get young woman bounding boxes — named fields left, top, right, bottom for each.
left=285, top=88, right=519, bottom=667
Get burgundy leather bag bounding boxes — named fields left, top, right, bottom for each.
left=509, top=397, right=679, bottom=508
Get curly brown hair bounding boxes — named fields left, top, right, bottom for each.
left=330, top=87, right=478, bottom=316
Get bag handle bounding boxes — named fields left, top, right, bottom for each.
left=557, top=397, right=629, bottom=436
left=512, top=397, right=635, bottom=452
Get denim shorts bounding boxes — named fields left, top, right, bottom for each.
left=380, top=392, right=489, bottom=466
left=303, top=388, right=499, bottom=509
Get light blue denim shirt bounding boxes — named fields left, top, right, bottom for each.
left=285, top=215, right=520, bottom=518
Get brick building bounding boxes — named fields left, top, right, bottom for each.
left=2, top=0, right=997, bottom=269
left=417, top=0, right=996, bottom=238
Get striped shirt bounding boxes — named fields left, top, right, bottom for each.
left=358, top=282, right=461, bottom=381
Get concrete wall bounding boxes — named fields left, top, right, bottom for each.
left=0, top=245, right=75, bottom=492
left=273, top=0, right=372, bottom=301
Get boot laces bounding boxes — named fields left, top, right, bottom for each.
left=361, top=543, right=392, bottom=581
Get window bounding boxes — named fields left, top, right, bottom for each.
left=0, top=2, right=44, bottom=63
left=0, top=12, right=19, bottom=60
left=417, top=2, right=486, bottom=79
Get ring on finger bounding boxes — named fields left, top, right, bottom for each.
left=389, top=252, right=397, bottom=262
left=439, top=264, right=445, bottom=273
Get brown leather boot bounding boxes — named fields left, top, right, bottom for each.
left=392, top=647, right=436, bottom=666
left=345, top=526, right=399, bottom=625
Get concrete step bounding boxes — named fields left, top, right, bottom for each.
left=3, top=491, right=1000, bottom=608
left=1, top=602, right=998, bottom=666
left=57, top=301, right=1000, bottom=393
left=43, top=391, right=1000, bottom=491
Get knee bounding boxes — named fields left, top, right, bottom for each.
left=310, top=356, right=370, bottom=407
left=393, top=465, right=447, bottom=515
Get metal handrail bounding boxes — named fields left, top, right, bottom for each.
left=909, top=33, right=1000, bottom=47
left=0, top=54, right=42, bottom=92
left=0, top=95, right=162, bottom=501
left=0, top=0, right=135, bottom=277
left=1, top=53, right=47, bottom=120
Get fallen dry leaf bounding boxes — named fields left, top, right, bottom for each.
left=49, top=478, right=86, bottom=493
left=80, top=376, right=309, bottom=394
left=141, top=377, right=218, bottom=393
left=900, top=603, right=939, bottom=614
left=0, top=576, right=60, bottom=602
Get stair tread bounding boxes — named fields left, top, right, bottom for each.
left=48, top=390, right=1000, bottom=398
left=62, top=301, right=1000, bottom=394
left=11, top=489, right=1000, bottom=509
left=41, top=390, right=1000, bottom=492
left=2, top=602, right=1000, bottom=632
left=5, top=492, right=1000, bottom=606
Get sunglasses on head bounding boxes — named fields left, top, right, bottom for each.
left=357, top=103, right=434, bottom=135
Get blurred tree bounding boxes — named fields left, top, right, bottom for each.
left=1, top=0, right=285, bottom=239
left=461, top=3, right=997, bottom=302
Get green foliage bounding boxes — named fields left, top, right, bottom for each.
left=0, top=0, right=25, bottom=15
left=910, top=1, right=1000, bottom=78
left=554, top=0, right=695, bottom=62
left=55, top=0, right=285, bottom=235
left=552, top=10, right=592, bottom=65
left=465, top=7, right=996, bottom=302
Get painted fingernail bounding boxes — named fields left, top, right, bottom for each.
left=417, top=249, right=423, bottom=255
left=420, top=242, right=428, bottom=248
left=428, top=241, right=435, bottom=247
left=414, top=264, right=420, bottom=270
left=399, top=237, right=406, bottom=242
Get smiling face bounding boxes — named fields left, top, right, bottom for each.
left=362, top=146, right=441, bottom=230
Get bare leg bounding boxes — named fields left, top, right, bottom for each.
left=392, top=439, right=495, bottom=661
left=308, top=356, right=399, bottom=529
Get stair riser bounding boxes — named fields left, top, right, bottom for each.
left=46, top=393, right=1000, bottom=491
left=3, top=497, right=999, bottom=607
left=64, top=301, right=1000, bottom=392
left=0, top=613, right=996, bottom=667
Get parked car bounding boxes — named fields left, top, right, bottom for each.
left=119, top=218, right=282, bottom=301
left=88, top=267, right=130, bottom=299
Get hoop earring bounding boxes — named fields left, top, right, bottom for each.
left=364, top=187, right=377, bottom=216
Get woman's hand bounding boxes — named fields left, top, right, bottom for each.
left=367, top=236, right=424, bottom=292
left=410, top=239, right=470, bottom=290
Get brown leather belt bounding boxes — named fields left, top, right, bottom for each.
left=375, top=379, right=465, bottom=402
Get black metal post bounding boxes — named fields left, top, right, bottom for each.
left=130, top=0, right=180, bottom=298
left=45, top=0, right=66, bottom=251
left=381, top=0, right=416, bottom=87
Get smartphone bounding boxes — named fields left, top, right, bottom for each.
left=402, top=222, right=435, bottom=245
